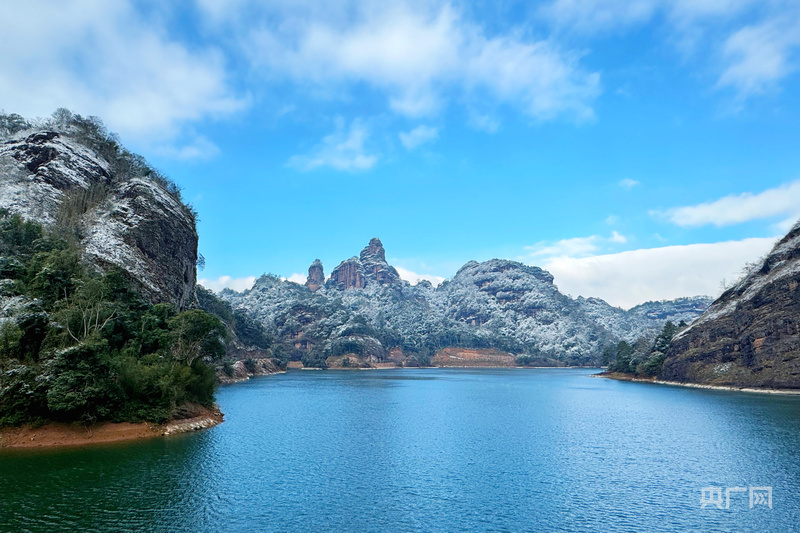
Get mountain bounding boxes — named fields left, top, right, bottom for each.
left=661, top=223, right=800, bottom=388
left=220, top=238, right=712, bottom=367
left=0, top=118, right=197, bottom=309
left=0, top=111, right=234, bottom=428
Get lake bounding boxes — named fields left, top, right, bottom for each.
left=2, top=368, right=800, bottom=532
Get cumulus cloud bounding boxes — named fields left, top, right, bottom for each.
left=655, top=179, right=800, bottom=228
left=0, top=1, right=245, bottom=142
left=399, top=125, right=439, bottom=149
left=287, top=118, right=378, bottom=171
left=717, top=15, right=800, bottom=98
left=224, top=2, right=600, bottom=121
left=542, top=238, right=775, bottom=309
left=526, top=232, right=628, bottom=258
left=284, top=273, right=307, bottom=284
left=198, top=275, right=257, bottom=293
left=394, top=266, right=445, bottom=287
left=540, top=0, right=800, bottom=102
left=618, top=178, right=640, bottom=189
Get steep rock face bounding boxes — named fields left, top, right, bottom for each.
left=662, top=224, right=800, bottom=388
left=305, top=259, right=324, bottom=291
left=327, top=238, right=401, bottom=290
left=328, top=257, right=366, bottom=290
left=360, top=237, right=401, bottom=286
left=0, top=131, right=197, bottom=308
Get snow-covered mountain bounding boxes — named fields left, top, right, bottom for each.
left=220, top=238, right=712, bottom=366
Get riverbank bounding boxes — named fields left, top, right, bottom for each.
left=595, top=372, right=800, bottom=395
left=0, top=405, right=224, bottom=449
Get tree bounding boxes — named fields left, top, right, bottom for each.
left=610, top=341, right=634, bottom=373
left=168, top=309, right=227, bottom=366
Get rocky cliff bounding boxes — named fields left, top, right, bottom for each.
left=661, top=223, right=800, bottom=388
left=0, top=124, right=198, bottom=308
left=220, top=238, right=712, bottom=367
left=305, top=259, right=324, bottom=291
left=327, top=238, right=401, bottom=290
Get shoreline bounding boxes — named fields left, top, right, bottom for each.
left=594, top=372, right=800, bottom=396
left=0, top=406, right=224, bottom=450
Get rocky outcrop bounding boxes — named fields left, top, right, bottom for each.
left=305, top=259, right=325, bottom=291
left=328, top=257, right=366, bottom=290
left=217, top=358, right=283, bottom=384
left=0, top=130, right=197, bottom=308
left=360, top=237, right=401, bottom=286
left=662, top=223, right=800, bottom=388
left=327, top=238, right=400, bottom=290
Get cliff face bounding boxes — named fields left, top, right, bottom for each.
left=662, top=224, right=800, bottom=388
left=305, top=259, right=324, bottom=291
left=328, top=238, right=401, bottom=290
left=0, top=130, right=197, bottom=308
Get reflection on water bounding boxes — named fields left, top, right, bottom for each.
left=2, top=368, right=800, bottom=532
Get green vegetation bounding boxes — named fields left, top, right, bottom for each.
left=0, top=211, right=225, bottom=427
left=608, top=321, right=684, bottom=377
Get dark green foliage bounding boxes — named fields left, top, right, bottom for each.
left=0, top=214, right=220, bottom=427
left=608, top=340, right=635, bottom=373
left=608, top=321, right=681, bottom=377
left=196, top=285, right=272, bottom=351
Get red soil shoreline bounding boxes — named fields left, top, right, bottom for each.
left=0, top=406, right=223, bottom=449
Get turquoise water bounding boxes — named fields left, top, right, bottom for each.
left=2, top=368, right=800, bottom=532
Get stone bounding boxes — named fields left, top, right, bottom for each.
left=305, top=259, right=324, bottom=291
left=661, top=219, right=800, bottom=388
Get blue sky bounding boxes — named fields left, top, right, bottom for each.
left=2, top=0, right=800, bottom=307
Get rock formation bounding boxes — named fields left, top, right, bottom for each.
left=0, top=130, right=198, bottom=308
left=305, top=259, right=324, bottom=291
left=328, top=257, right=366, bottom=290
left=360, top=237, right=401, bottom=286
left=327, top=238, right=401, bottom=290
left=661, top=222, right=800, bottom=388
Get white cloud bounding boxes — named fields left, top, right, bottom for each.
left=156, top=136, right=221, bottom=161
left=717, top=15, right=800, bottom=98
left=618, top=178, right=640, bottom=189
left=656, top=179, right=800, bottom=227
left=287, top=117, right=378, bottom=171
left=0, top=1, right=245, bottom=142
left=198, top=275, right=257, bottom=293
left=609, top=230, right=627, bottom=243
left=543, top=238, right=776, bottom=309
left=399, top=125, right=439, bottom=149
left=526, top=232, right=628, bottom=258
left=540, top=0, right=800, bottom=102
left=394, top=266, right=445, bottom=287
left=233, top=2, right=600, bottom=121
left=540, top=0, right=660, bottom=34
left=284, top=273, right=307, bottom=284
